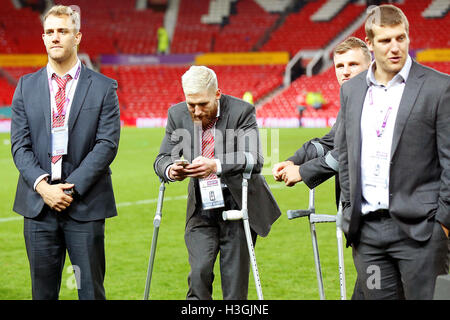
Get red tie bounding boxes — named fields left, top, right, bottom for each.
left=202, top=119, right=217, bottom=179
left=51, top=73, right=72, bottom=164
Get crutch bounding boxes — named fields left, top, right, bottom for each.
left=143, top=179, right=166, bottom=300
left=286, top=142, right=346, bottom=300
left=222, top=152, right=264, bottom=300
left=287, top=188, right=347, bottom=300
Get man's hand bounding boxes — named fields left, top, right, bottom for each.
left=35, top=180, right=74, bottom=212
left=168, top=163, right=189, bottom=181
left=280, top=165, right=302, bottom=187
left=184, top=156, right=217, bottom=179
left=272, top=161, right=294, bottom=181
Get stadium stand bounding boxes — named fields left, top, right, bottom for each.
left=101, top=64, right=284, bottom=120
left=261, top=0, right=366, bottom=56
left=213, top=0, right=278, bottom=52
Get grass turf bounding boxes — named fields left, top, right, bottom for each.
left=0, top=127, right=356, bottom=300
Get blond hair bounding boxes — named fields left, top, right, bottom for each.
left=365, top=5, right=409, bottom=41
left=333, top=37, right=371, bottom=63
left=181, top=66, right=218, bottom=95
left=42, top=5, right=81, bottom=33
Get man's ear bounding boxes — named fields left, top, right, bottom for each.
left=365, top=36, right=373, bottom=52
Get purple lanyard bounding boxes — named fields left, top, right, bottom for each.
left=48, top=64, right=81, bottom=118
left=369, top=87, right=392, bottom=138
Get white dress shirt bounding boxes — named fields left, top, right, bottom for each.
left=33, top=59, right=82, bottom=190
left=360, top=55, right=412, bottom=214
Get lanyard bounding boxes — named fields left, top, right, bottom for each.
left=369, top=87, right=393, bottom=138
left=48, top=64, right=81, bottom=119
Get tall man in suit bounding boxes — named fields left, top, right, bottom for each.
left=336, top=4, right=449, bottom=299
left=154, top=66, right=281, bottom=299
left=10, top=5, right=120, bottom=299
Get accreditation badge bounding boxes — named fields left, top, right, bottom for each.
left=51, top=126, right=69, bottom=157
left=199, top=178, right=225, bottom=210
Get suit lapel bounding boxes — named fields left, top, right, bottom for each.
left=215, top=95, right=230, bottom=159
left=349, top=78, right=368, bottom=166
left=390, top=62, right=425, bottom=159
left=68, top=64, right=92, bottom=132
left=39, top=68, right=51, bottom=138
left=215, top=95, right=230, bottom=135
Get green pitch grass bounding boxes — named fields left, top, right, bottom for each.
left=0, top=127, right=356, bottom=300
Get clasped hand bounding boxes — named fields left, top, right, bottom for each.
left=272, top=160, right=302, bottom=187
left=36, top=180, right=74, bottom=212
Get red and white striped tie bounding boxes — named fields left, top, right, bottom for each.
left=202, top=119, right=217, bottom=180
left=51, top=73, right=72, bottom=164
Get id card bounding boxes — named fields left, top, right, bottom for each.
left=199, top=178, right=225, bottom=210
left=364, top=149, right=389, bottom=190
left=51, top=127, right=69, bottom=157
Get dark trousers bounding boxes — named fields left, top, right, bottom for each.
left=23, top=207, right=106, bottom=300
left=184, top=188, right=257, bottom=300
left=352, top=212, right=449, bottom=299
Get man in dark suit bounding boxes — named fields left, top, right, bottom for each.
left=272, top=37, right=371, bottom=202
left=154, top=66, right=281, bottom=299
left=10, top=5, right=120, bottom=299
left=336, top=5, right=449, bottom=299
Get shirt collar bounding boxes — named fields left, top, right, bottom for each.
left=47, top=59, right=81, bottom=80
left=216, top=99, right=220, bottom=118
left=366, top=54, right=412, bottom=87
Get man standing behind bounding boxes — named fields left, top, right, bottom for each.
left=272, top=37, right=371, bottom=198
left=11, top=5, right=120, bottom=299
left=337, top=5, right=449, bottom=299
left=154, top=66, right=281, bottom=299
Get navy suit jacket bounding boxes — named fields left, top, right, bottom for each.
left=11, top=63, right=121, bottom=221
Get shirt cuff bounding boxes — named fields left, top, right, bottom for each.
left=164, top=164, right=176, bottom=182
left=34, top=174, right=49, bottom=191
left=215, top=159, right=222, bottom=176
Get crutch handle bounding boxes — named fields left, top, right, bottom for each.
left=309, top=214, right=337, bottom=224
left=287, top=209, right=312, bottom=220
left=222, top=210, right=243, bottom=221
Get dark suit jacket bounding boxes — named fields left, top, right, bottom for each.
left=287, top=122, right=340, bottom=208
left=154, top=94, right=281, bottom=237
left=336, top=60, right=450, bottom=246
left=11, top=63, right=121, bottom=221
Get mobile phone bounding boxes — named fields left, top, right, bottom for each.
left=175, top=159, right=190, bottom=167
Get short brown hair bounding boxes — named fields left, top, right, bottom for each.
left=42, top=5, right=81, bottom=33
left=333, top=37, right=371, bottom=63
left=365, top=4, right=409, bottom=41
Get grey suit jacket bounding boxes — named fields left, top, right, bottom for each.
left=11, top=64, right=121, bottom=221
left=287, top=121, right=340, bottom=207
left=154, top=94, right=281, bottom=237
left=336, top=60, right=450, bottom=246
